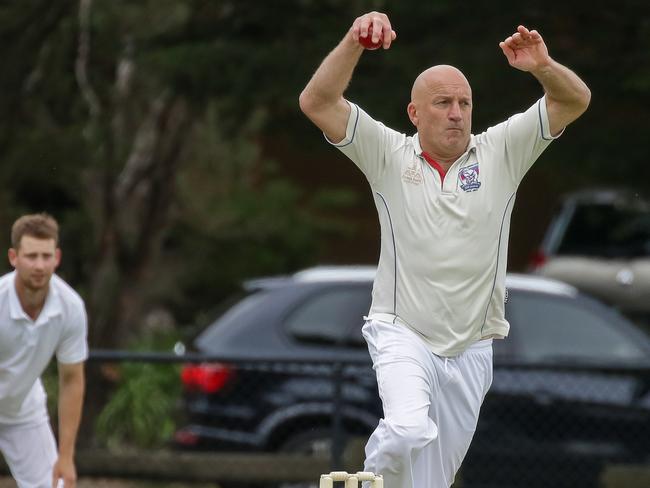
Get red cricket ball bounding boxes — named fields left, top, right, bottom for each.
left=359, top=25, right=383, bottom=50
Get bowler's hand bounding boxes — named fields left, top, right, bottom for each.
left=350, top=11, right=397, bottom=50
left=499, top=25, right=551, bottom=73
left=52, top=457, right=76, bottom=488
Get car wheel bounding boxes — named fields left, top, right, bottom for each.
left=280, top=427, right=333, bottom=455
left=277, top=428, right=333, bottom=488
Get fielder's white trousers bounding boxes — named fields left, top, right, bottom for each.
left=0, top=420, right=58, bottom=488
left=362, top=319, right=493, bottom=488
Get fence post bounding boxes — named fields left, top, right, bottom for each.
left=330, top=361, right=345, bottom=470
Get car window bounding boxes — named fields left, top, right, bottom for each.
left=284, top=285, right=372, bottom=347
left=557, top=203, right=650, bottom=258
left=505, top=292, right=648, bottom=362
left=195, top=290, right=269, bottom=349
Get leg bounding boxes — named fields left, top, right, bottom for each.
left=362, top=321, right=493, bottom=488
left=362, top=320, right=441, bottom=488
left=424, top=339, right=493, bottom=486
left=0, top=421, right=58, bottom=488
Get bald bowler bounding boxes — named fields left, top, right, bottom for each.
left=300, top=11, right=590, bottom=488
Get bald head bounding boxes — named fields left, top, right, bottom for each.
left=407, top=65, right=473, bottom=164
left=411, top=65, right=471, bottom=102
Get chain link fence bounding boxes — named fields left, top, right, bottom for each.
left=40, top=350, right=644, bottom=488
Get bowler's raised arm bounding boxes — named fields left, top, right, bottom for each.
left=499, top=25, right=591, bottom=136
left=299, top=12, right=396, bottom=143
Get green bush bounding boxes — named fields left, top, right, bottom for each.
left=95, top=333, right=183, bottom=449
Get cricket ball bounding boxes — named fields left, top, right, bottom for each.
left=359, top=25, right=382, bottom=50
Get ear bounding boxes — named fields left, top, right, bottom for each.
left=407, top=102, right=418, bottom=127
left=8, top=248, right=17, bottom=268
left=54, top=248, right=62, bottom=268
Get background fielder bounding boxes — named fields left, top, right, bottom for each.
left=0, top=214, right=87, bottom=488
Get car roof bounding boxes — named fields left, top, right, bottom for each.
left=293, top=265, right=377, bottom=282
left=561, top=188, right=649, bottom=208
left=505, top=273, right=578, bottom=297
left=242, top=265, right=376, bottom=290
left=245, top=266, right=578, bottom=297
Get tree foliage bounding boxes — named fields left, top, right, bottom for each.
left=0, top=0, right=649, bottom=348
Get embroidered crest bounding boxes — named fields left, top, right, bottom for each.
left=458, top=163, right=481, bottom=192
left=402, top=161, right=423, bottom=185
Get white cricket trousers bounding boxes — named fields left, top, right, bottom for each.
left=362, top=319, right=493, bottom=488
left=0, top=420, right=58, bottom=488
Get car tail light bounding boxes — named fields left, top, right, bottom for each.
left=528, top=249, right=547, bottom=271
left=181, top=362, right=234, bottom=393
left=174, top=428, right=199, bottom=446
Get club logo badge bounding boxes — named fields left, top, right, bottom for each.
left=458, top=163, right=481, bottom=192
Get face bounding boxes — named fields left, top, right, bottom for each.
left=8, top=235, right=61, bottom=292
left=407, top=66, right=472, bottom=160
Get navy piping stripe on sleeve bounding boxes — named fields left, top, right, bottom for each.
left=375, top=191, right=398, bottom=318
left=335, top=104, right=360, bottom=147
left=480, top=191, right=516, bottom=335
left=537, top=99, right=553, bottom=141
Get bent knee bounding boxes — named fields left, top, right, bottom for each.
left=381, top=418, right=438, bottom=461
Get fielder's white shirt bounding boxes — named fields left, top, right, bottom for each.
left=331, top=96, right=560, bottom=356
left=0, top=271, right=88, bottom=425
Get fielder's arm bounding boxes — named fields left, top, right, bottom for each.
left=52, top=361, right=85, bottom=488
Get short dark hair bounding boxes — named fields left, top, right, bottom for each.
left=11, top=213, right=59, bottom=249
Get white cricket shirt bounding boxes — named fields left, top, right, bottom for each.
left=330, top=96, right=560, bottom=356
left=0, top=271, right=88, bottom=425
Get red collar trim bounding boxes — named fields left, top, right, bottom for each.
left=421, top=152, right=447, bottom=183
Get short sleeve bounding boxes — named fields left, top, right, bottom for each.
left=325, top=101, right=406, bottom=186
left=481, top=96, right=563, bottom=185
left=56, top=301, right=88, bottom=364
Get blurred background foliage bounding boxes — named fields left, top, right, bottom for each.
left=0, top=0, right=649, bottom=353
left=94, top=329, right=184, bottom=448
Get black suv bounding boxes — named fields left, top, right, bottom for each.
left=174, top=266, right=650, bottom=488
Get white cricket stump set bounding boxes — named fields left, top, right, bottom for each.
left=319, top=471, right=383, bottom=488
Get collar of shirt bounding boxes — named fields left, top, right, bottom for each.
left=421, top=151, right=448, bottom=183
left=9, top=271, right=63, bottom=325
left=412, top=132, right=477, bottom=160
